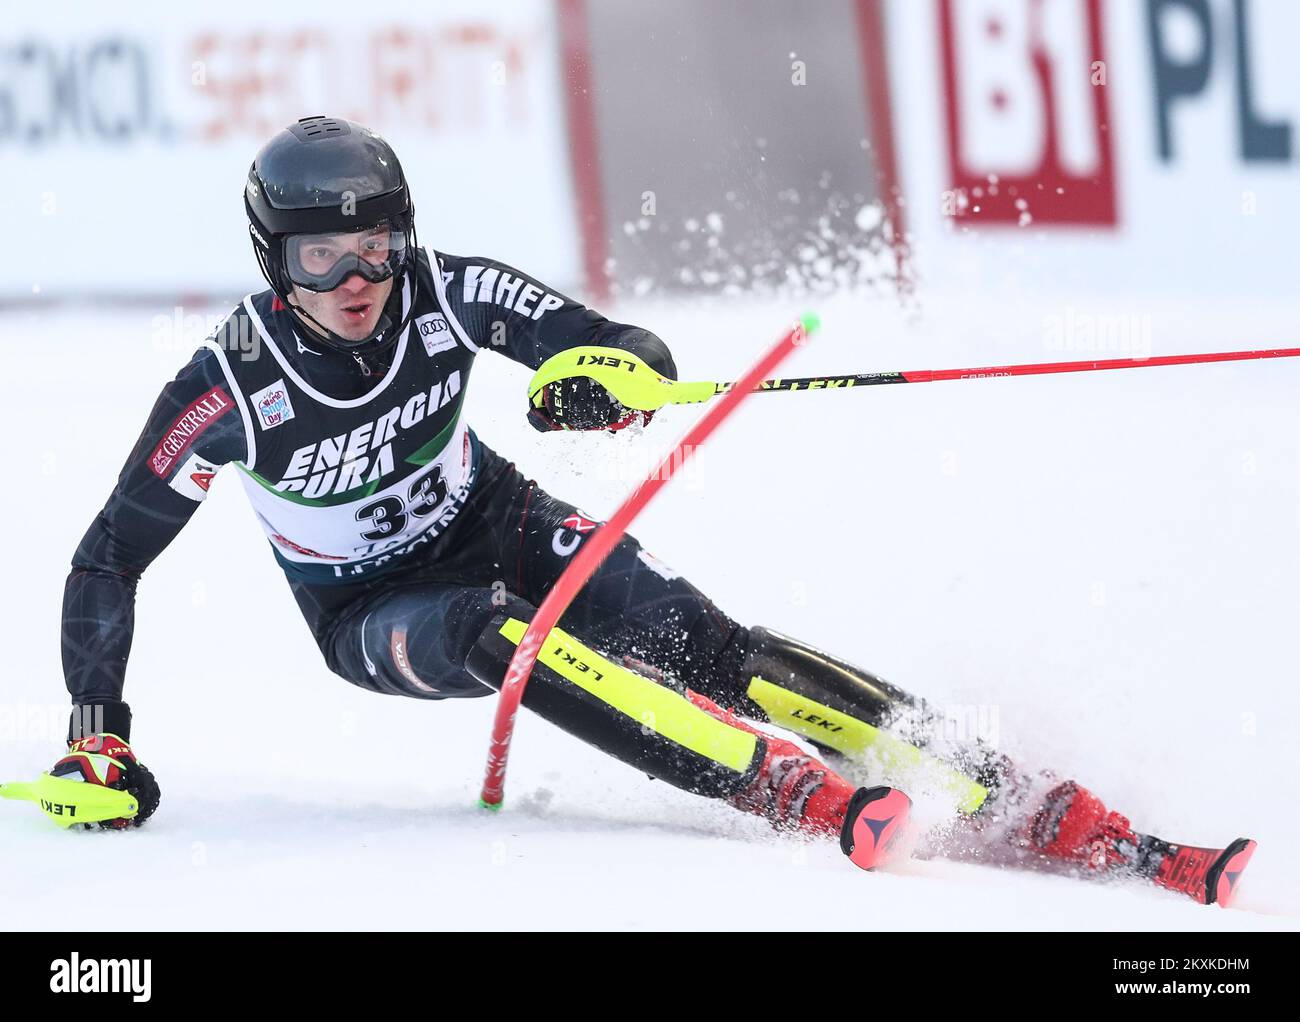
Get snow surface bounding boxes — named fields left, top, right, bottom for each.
left=2, top=289, right=1297, bottom=931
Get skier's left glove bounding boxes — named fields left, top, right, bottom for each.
left=528, top=375, right=654, bottom=433
left=51, top=733, right=161, bottom=830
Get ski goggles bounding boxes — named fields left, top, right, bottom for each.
left=283, top=221, right=410, bottom=292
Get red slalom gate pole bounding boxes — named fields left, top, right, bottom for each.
left=478, top=313, right=818, bottom=809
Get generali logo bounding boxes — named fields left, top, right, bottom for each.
left=148, top=386, right=234, bottom=478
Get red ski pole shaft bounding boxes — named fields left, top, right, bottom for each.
left=709, top=347, right=1300, bottom=395
left=479, top=314, right=817, bottom=809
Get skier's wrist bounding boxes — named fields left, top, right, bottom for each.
left=67, top=700, right=133, bottom=745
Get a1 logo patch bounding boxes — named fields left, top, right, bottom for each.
left=167, top=453, right=218, bottom=502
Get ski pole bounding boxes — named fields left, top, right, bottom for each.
left=529, top=346, right=1300, bottom=413
left=482, top=313, right=818, bottom=809
left=707, top=347, right=1300, bottom=396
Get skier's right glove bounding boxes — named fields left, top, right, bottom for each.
left=50, top=733, right=161, bottom=830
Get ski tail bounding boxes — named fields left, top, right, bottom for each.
left=1207, top=838, right=1257, bottom=907
left=1147, top=834, right=1257, bottom=907
left=840, top=785, right=912, bottom=871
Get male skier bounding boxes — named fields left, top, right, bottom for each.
left=51, top=117, right=1253, bottom=900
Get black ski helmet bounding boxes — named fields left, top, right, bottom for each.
left=244, top=115, right=418, bottom=357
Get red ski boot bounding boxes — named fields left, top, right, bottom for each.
left=1030, top=780, right=1140, bottom=870
left=687, top=690, right=911, bottom=869
left=1028, top=780, right=1257, bottom=906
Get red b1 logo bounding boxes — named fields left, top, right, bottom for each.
left=939, top=0, right=1116, bottom=225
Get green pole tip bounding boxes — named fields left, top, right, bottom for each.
left=478, top=797, right=503, bottom=812
left=798, top=312, right=821, bottom=335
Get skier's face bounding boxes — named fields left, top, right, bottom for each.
left=287, top=225, right=397, bottom=341
left=292, top=273, right=394, bottom=342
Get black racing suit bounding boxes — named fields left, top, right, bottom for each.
left=290, top=441, right=747, bottom=705
left=63, top=249, right=751, bottom=765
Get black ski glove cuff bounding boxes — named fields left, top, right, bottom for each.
left=68, top=700, right=133, bottom=744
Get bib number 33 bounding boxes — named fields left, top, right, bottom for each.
left=355, top=468, right=448, bottom=542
